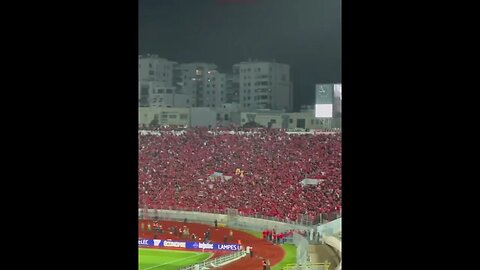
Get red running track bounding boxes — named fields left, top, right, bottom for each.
left=139, top=220, right=285, bottom=270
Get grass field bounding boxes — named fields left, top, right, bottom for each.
left=271, top=244, right=297, bottom=270
left=139, top=248, right=211, bottom=270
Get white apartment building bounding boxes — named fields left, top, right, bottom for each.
left=174, top=63, right=226, bottom=108
left=138, top=54, right=177, bottom=85
left=233, top=60, right=293, bottom=112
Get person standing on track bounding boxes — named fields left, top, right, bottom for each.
left=229, top=229, right=234, bottom=241
left=214, top=219, right=218, bottom=229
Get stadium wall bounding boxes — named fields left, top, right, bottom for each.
left=140, top=209, right=313, bottom=233
left=316, top=218, right=341, bottom=237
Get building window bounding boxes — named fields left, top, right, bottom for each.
left=206, top=91, right=210, bottom=94
left=271, top=119, right=276, bottom=123
left=248, top=83, right=251, bottom=86
left=212, top=104, right=215, bottom=107
left=212, top=84, right=216, bottom=88
left=149, top=70, right=154, bottom=75
left=186, top=99, right=189, bottom=104
left=217, top=113, right=221, bottom=120
left=149, top=63, right=152, bottom=68
left=163, top=73, right=166, bottom=77
left=166, top=89, right=173, bottom=94
left=311, top=119, right=314, bottom=125
left=225, top=114, right=229, bottom=120
left=247, top=103, right=250, bottom=107
left=242, top=118, right=246, bottom=122
left=180, top=114, right=188, bottom=119
left=221, top=84, right=224, bottom=87
left=248, top=97, right=251, bottom=100
left=169, top=115, right=177, bottom=119
left=289, top=119, right=293, bottom=123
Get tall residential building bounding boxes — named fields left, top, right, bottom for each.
left=233, top=60, right=293, bottom=112
left=174, top=63, right=226, bottom=108
left=138, top=55, right=177, bottom=86
left=225, top=73, right=240, bottom=104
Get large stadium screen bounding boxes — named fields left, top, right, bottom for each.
left=315, top=84, right=338, bottom=118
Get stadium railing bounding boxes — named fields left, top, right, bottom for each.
left=282, top=261, right=331, bottom=270
left=179, top=250, right=246, bottom=270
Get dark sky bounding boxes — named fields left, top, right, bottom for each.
left=139, top=0, right=341, bottom=111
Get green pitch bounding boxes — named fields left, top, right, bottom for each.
left=139, top=248, right=211, bottom=270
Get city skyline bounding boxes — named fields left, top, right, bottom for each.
left=139, top=0, right=341, bottom=111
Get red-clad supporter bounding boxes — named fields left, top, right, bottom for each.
left=138, top=127, right=341, bottom=220
left=262, top=230, right=267, bottom=240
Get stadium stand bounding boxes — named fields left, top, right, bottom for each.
left=139, top=127, right=341, bottom=221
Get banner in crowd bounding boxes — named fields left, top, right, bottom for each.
left=138, top=239, right=242, bottom=251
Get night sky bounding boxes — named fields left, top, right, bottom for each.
left=139, top=0, right=341, bottom=111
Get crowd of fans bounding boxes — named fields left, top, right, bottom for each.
left=139, top=127, right=341, bottom=221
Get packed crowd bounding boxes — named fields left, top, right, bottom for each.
left=139, top=127, right=341, bottom=221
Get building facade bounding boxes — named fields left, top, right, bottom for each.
left=139, top=81, right=191, bottom=108
left=174, top=63, right=226, bottom=108
left=138, top=55, right=177, bottom=85
left=139, top=107, right=217, bottom=129
left=239, top=111, right=339, bottom=129
left=233, top=60, right=293, bottom=112
left=139, top=107, right=190, bottom=127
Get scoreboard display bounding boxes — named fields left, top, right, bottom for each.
left=315, top=84, right=340, bottom=118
